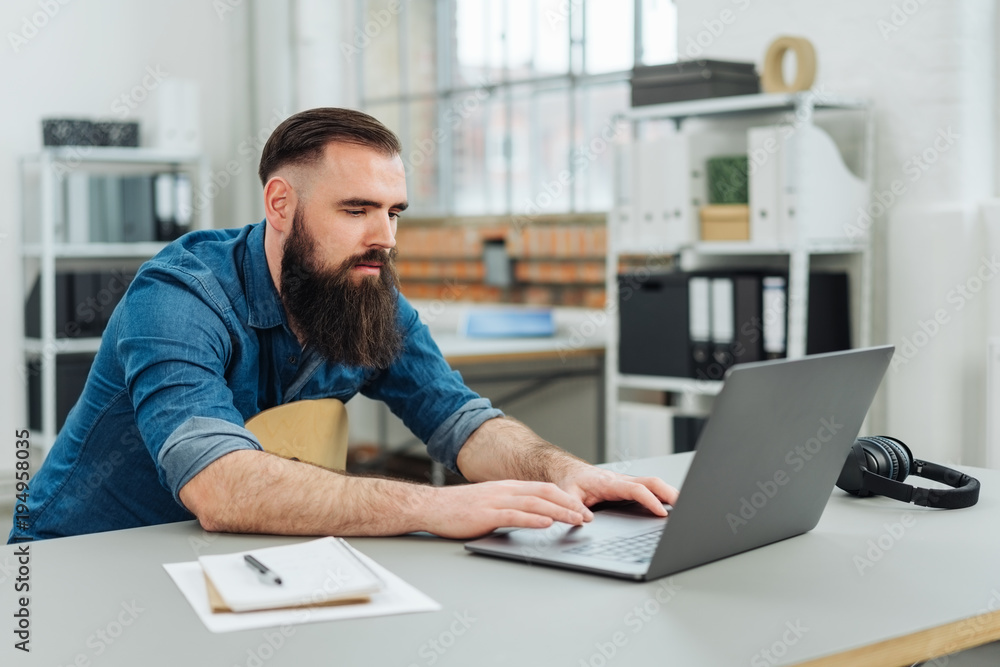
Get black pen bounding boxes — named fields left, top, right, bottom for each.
left=244, top=554, right=283, bottom=586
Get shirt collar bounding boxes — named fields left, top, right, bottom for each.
left=243, top=221, right=288, bottom=330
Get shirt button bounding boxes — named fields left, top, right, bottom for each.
left=288, top=355, right=297, bottom=364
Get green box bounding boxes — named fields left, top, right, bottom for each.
left=706, top=155, right=749, bottom=204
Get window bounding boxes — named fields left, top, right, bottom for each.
left=357, top=0, right=677, bottom=217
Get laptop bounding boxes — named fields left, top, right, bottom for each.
left=465, top=345, right=895, bottom=581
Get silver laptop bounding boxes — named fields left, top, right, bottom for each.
left=465, top=345, right=894, bottom=580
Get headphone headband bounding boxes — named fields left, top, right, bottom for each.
left=838, top=437, right=980, bottom=510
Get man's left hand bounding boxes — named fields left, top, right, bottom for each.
left=556, top=464, right=679, bottom=517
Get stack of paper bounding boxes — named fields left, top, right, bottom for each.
left=164, top=537, right=440, bottom=633
left=199, top=537, right=382, bottom=613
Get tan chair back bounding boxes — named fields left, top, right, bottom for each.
left=244, top=399, right=349, bottom=471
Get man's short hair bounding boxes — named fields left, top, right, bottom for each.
left=258, top=107, right=401, bottom=187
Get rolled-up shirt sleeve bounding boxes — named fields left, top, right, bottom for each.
left=117, top=262, right=263, bottom=504
left=362, top=297, right=503, bottom=473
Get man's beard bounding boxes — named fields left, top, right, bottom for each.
left=279, top=211, right=403, bottom=368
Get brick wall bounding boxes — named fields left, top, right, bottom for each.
left=395, top=217, right=608, bottom=308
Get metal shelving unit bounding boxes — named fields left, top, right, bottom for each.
left=20, top=147, right=213, bottom=454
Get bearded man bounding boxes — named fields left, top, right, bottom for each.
left=11, top=108, right=675, bottom=543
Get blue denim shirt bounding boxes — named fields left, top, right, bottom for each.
left=10, top=222, right=502, bottom=541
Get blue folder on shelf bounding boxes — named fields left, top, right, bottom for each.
left=460, top=309, right=555, bottom=338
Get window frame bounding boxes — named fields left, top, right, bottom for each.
left=356, top=0, right=676, bottom=217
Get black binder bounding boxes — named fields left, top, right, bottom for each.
left=617, top=269, right=850, bottom=379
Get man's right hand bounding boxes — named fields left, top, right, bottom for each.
left=421, top=480, right=595, bottom=539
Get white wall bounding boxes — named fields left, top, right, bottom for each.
left=0, top=0, right=259, bottom=476
left=675, top=0, right=998, bottom=466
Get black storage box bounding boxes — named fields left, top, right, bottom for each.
left=42, top=118, right=140, bottom=147
left=42, top=119, right=96, bottom=147
left=618, top=271, right=691, bottom=378
left=91, top=121, right=140, bottom=147
left=631, top=59, right=759, bottom=106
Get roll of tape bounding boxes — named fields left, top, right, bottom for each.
left=761, top=36, right=817, bottom=93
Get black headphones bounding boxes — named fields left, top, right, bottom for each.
left=837, top=436, right=980, bottom=509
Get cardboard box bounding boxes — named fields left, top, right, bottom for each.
left=700, top=204, right=750, bottom=241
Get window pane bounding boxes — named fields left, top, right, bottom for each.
left=506, top=0, right=534, bottom=79
left=641, top=0, right=677, bottom=65
left=454, top=0, right=504, bottom=88
left=406, top=0, right=438, bottom=94
left=362, top=0, right=401, bottom=99
left=365, top=103, right=402, bottom=141
left=485, top=97, right=508, bottom=214
left=528, top=87, right=571, bottom=213
left=533, top=0, right=571, bottom=76
left=509, top=92, right=533, bottom=216
left=403, top=100, right=441, bottom=213
left=574, top=82, right=629, bottom=212
left=451, top=92, right=489, bottom=215
left=584, top=0, right=634, bottom=74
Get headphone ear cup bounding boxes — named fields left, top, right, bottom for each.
left=858, top=436, right=899, bottom=481
left=837, top=442, right=871, bottom=496
left=869, top=436, right=912, bottom=482
left=879, top=436, right=913, bottom=480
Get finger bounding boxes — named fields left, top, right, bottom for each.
left=490, top=509, right=556, bottom=530
left=509, top=481, right=594, bottom=520
left=604, top=479, right=670, bottom=517
left=630, top=476, right=680, bottom=506
left=509, top=494, right=587, bottom=526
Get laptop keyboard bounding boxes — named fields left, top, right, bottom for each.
left=563, top=527, right=664, bottom=564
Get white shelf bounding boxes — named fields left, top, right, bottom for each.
left=21, top=150, right=212, bottom=455
left=24, top=146, right=204, bottom=165
left=617, top=373, right=723, bottom=395
left=618, top=241, right=868, bottom=258
left=23, top=242, right=169, bottom=259
left=25, top=337, right=102, bottom=355
left=605, top=90, right=875, bottom=461
left=621, top=92, right=870, bottom=123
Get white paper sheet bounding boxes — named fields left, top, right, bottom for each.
left=164, top=547, right=440, bottom=633
left=198, top=537, right=383, bottom=612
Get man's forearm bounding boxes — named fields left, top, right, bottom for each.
left=456, top=416, right=590, bottom=485
left=179, top=449, right=435, bottom=536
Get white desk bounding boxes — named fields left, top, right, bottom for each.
left=7, top=454, right=1000, bottom=666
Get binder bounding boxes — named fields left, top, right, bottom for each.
left=154, top=173, right=178, bottom=241
left=759, top=272, right=851, bottom=359
left=748, top=124, right=869, bottom=244
left=747, top=126, right=781, bottom=244
left=633, top=136, right=692, bottom=251
left=733, top=274, right=765, bottom=365
left=762, top=275, right=788, bottom=359
left=175, top=173, right=194, bottom=233
left=122, top=176, right=156, bottom=242
left=688, top=276, right=712, bottom=379
left=65, top=172, right=90, bottom=244
left=806, top=272, right=851, bottom=353
left=618, top=270, right=847, bottom=378
left=710, top=277, right=735, bottom=373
